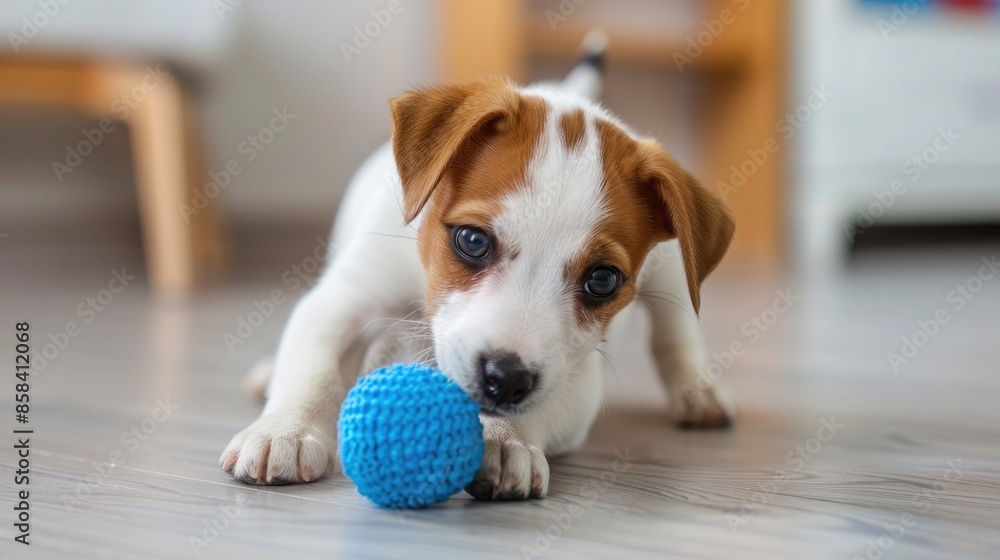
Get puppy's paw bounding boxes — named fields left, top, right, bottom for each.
left=670, top=382, right=737, bottom=429
left=465, top=437, right=549, bottom=501
left=220, top=413, right=335, bottom=485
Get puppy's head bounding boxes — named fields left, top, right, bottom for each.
left=391, top=79, right=733, bottom=416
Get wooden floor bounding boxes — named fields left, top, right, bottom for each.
left=1, top=243, right=999, bottom=559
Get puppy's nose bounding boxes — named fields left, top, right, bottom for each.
left=479, top=352, right=536, bottom=405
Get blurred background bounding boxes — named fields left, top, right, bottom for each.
left=1, top=0, right=998, bottom=292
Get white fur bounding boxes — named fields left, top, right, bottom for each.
left=220, top=78, right=733, bottom=497
left=434, top=100, right=607, bottom=417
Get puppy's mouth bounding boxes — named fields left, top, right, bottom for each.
left=474, top=396, right=531, bottom=418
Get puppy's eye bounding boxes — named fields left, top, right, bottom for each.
left=453, top=226, right=491, bottom=260
left=584, top=266, right=620, bottom=298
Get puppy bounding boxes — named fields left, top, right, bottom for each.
left=221, top=40, right=735, bottom=500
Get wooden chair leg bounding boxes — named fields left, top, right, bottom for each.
left=181, top=88, right=227, bottom=284
left=108, top=65, right=226, bottom=296
left=0, top=58, right=226, bottom=295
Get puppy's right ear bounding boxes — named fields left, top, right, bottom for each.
left=390, top=79, right=519, bottom=223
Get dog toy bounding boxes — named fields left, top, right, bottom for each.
left=338, top=363, right=483, bottom=508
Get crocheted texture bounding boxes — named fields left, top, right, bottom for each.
left=338, top=363, right=484, bottom=509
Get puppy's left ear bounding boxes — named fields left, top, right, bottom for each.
left=639, top=141, right=736, bottom=314
left=389, top=79, right=519, bottom=223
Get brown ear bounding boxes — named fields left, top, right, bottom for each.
left=389, top=79, right=519, bottom=223
left=638, top=141, right=736, bottom=313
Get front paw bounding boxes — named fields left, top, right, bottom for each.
left=220, top=413, right=335, bottom=485
left=670, top=382, right=737, bottom=429
left=465, top=437, right=549, bottom=500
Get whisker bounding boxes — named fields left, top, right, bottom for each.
left=360, top=308, right=429, bottom=334
left=356, top=231, right=418, bottom=242
left=636, top=291, right=697, bottom=321
left=595, top=348, right=619, bottom=383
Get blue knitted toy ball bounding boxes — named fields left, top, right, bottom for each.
left=338, top=363, right=484, bottom=508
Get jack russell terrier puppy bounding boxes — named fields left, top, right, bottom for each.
left=221, top=36, right=736, bottom=500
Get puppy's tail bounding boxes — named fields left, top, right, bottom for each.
left=560, top=29, right=606, bottom=101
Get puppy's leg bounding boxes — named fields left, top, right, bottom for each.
left=640, top=241, right=736, bottom=428
left=243, top=356, right=274, bottom=401
left=220, top=240, right=420, bottom=485
left=466, top=352, right=602, bottom=500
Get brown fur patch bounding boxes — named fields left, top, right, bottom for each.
left=593, top=119, right=735, bottom=314
left=558, top=109, right=585, bottom=151
left=390, top=80, right=548, bottom=312
left=390, top=78, right=522, bottom=223
left=561, top=120, right=659, bottom=329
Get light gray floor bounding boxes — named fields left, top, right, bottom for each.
left=1, top=242, right=999, bottom=559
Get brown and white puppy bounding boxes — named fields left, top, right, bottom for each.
left=221, top=42, right=735, bottom=500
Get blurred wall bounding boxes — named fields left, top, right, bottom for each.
left=0, top=0, right=438, bottom=245
left=200, top=1, right=437, bottom=230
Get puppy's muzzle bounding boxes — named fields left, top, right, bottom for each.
left=478, top=351, right=537, bottom=410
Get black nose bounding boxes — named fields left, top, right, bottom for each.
left=479, top=352, right=536, bottom=406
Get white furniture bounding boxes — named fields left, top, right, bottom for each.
left=792, top=1, right=1000, bottom=272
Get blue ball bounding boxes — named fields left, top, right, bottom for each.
left=338, top=363, right=484, bottom=508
